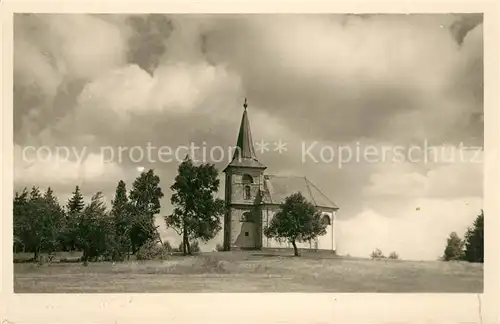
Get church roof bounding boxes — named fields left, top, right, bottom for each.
left=261, top=175, right=339, bottom=210
left=225, top=99, right=266, bottom=171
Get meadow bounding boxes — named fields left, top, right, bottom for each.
left=13, top=250, right=483, bottom=293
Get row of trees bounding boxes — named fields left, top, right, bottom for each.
left=14, top=169, right=166, bottom=261
left=443, top=210, right=484, bottom=263
left=13, top=158, right=228, bottom=261
left=14, top=157, right=333, bottom=261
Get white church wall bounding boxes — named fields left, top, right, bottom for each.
left=317, top=211, right=336, bottom=251
left=261, top=207, right=320, bottom=250
left=261, top=206, right=336, bottom=251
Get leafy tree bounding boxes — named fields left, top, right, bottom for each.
left=370, top=248, right=385, bottom=259
left=463, top=210, right=484, bottom=263
left=264, top=192, right=327, bottom=256
left=13, top=186, right=62, bottom=260
left=111, top=180, right=132, bottom=259
left=165, top=157, right=225, bottom=255
left=388, top=251, right=399, bottom=260
left=32, top=186, right=60, bottom=256
left=443, top=232, right=464, bottom=261
left=63, top=185, right=86, bottom=251
left=44, top=187, right=65, bottom=251
left=128, top=169, right=164, bottom=253
left=13, top=188, right=30, bottom=253
left=75, top=191, right=113, bottom=261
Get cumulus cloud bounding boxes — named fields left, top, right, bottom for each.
left=338, top=197, right=482, bottom=260
left=13, top=14, right=483, bottom=259
left=14, top=144, right=126, bottom=187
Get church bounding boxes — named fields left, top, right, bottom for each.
left=222, top=99, right=339, bottom=252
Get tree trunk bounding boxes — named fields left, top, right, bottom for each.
left=34, top=246, right=40, bottom=262
left=291, top=240, right=299, bottom=257
left=182, top=229, right=188, bottom=256
left=186, top=240, right=191, bottom=255
left=155, top=227, right=163, bottom=246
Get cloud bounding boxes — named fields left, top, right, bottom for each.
left=14, top=144, right=126, bottom=188
left=363, top=148, right=483, bottom=199
left=338, top=197, right=482, bottom=260
left=202, top=14, right=483, bottom=144
left=13, top=14, right=483, bottom=260
left=14, top=14, right=130, bottom=142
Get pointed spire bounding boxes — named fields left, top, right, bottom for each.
left=234, top=98, right=256, bottom=160
left=224, top=98, right=266, bottom=171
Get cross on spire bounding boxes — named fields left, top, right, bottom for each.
left=243, top=97, right=248, bottom=110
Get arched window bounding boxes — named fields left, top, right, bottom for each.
left=244, top=185, right=251, bottom=200
left=322, top=214, right=332, bottom=225
left=240, top=211, right=254, bottom=223
left=242, top=174, right=254, bottom=184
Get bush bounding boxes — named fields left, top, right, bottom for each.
left=388, top=252, right=399, bottom=260
left=216, top=243, right=224, bottom=251
left=178, top=240, right=200, bottom=253
left=443, top=232, right=464, bottom=261
left=136, top=240, right=172, bottom=260
left=370, top=248, right=385, bottom=260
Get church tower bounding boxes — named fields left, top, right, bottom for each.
left=223, top=99, right=266, bottom=251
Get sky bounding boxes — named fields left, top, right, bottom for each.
left=13, top=13, right=484, bottom=260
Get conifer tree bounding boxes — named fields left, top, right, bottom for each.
left=463, top=210, right=484, bottom=263
left=111, top=180, right=131, bottom=259
left=76, top=191, right=112, bottom=261
left=64, top=185, right=85, bottom=251
left=128, top=169, right=164, bottom=253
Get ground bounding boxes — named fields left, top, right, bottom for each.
left=13, top=250, right=483, bottom=293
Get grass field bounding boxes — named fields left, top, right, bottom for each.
left=14, top=250, right=483, bottom=293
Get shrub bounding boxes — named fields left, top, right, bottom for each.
left=370, top=248, right=385, bottom=260
left=443, top=232, right=464, bottom=261
left=136, top=240, right=172, bottom=260
left=177, top=240, right=200, bottom=253
left=216, top=243, right=224, bottom=251
left=388, top=252, right=399, bottom=260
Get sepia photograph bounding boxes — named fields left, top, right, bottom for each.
left=11, top=11, right=486, bottom=295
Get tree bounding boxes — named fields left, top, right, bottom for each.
left=165, top=157, right=225, bottom=255
left=13, top=188, right=30, bottom=253
left=388, top=251, right=399, bottom=260
left=75, top=191, right=113, bottom=262
left=13, top=186, right=62, bottom=260
left=128, top=169, right=164, bottom=253
left=443, top=232, right=464, bottom=261
left=67, top=185, right=85, bottom=213
left=44, top=187, right=65, bottom=251
left=463, top=210, right=484, bottom=263
left=264, top=192, right=327, bottom=257
left=370, top=248, right=385, bottom=260
left=63, top=185, right=86, bottom=251
left=111, top=180, right=132, bottom=259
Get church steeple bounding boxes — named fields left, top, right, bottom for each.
left=224, top=98, right=266, bottom=171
